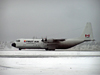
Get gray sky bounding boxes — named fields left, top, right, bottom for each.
left=0, top=0, right=100, bottom=41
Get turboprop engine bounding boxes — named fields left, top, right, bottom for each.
left=41, top=38, right=54, bottom=43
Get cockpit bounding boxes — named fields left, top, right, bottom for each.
left=16, top=40, right=20, bottom=42
left=12, top=39, right=20, bottom=48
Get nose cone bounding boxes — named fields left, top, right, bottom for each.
left=12, top=43, right=16, bottom=47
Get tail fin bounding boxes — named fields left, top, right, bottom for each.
left=79, top=22, right=94, bottom=41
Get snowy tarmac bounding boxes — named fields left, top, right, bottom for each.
left=0, top=50, right=100, bottom=75
left=0, top=51, right=100, bottom=58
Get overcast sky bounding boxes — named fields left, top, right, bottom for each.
left=0, top=0, right=100, bottom=41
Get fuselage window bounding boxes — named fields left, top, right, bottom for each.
left=16, top=40, right=20, bottom=42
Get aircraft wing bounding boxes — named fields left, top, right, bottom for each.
left=53, top=39, right=65, bottom=42
left=42, top=39, right=65, bottom=50
left=42, top=38, right=65, bottom=43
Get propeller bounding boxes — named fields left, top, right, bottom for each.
left=41, top=36, right=47, bottom=42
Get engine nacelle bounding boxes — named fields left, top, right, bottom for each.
left=41, top=38, right=54, bottom=43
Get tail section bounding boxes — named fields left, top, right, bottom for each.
left=79, top=22, right=94, bottom=41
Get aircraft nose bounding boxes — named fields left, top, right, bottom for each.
left=12, top=43, right=16, bottom=47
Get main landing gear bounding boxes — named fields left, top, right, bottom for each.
left=45, top=48, right=55, bottom=51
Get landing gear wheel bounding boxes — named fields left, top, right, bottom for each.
left=19, top=48, right=21, bottom=50
left=45, top=48, right=49, bottom=51
left=45, top=48, right=55, bottom=51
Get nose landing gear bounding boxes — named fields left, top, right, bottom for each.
left=19, top=48, right=21, bottom=50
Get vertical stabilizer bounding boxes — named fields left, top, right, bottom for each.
left=79, top=22, right=94, bottom=41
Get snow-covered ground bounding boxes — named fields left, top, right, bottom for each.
left=0, top=49, right=100, bottom=75
left=0, top=51, right=100, bottom=57
left=0, top=42, right=100, bottom=75
left=0, top=57, right=100, bottom=75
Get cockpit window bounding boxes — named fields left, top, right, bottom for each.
left=16, top=40, right=20, bottom=42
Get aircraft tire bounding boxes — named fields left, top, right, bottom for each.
left=45, top=48, right=55, bottom=51
left=19, top=48, right=21, bottom=50
left=45, top=48, right=48, bottom=51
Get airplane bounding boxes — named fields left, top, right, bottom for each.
left=12, top=22, right=95, bottom=51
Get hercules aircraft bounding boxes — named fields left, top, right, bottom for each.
left=12, top=22, right=94, bottom=51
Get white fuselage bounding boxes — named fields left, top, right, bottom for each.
left=13, top=39, right=85, bottom=50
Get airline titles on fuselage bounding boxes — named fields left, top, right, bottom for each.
left=24, top=40, right=39, bottom=44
